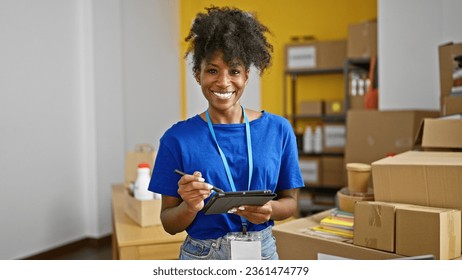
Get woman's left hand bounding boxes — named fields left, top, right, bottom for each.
left=228, top=189, right=299, bottom=224
left=228, top=202, right=273, bottom=225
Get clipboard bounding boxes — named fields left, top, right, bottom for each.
left=202, top=190, right=277, bottom=215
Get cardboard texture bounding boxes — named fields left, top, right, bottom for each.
left=354, top=201, right=462, bottom=259
left=395, top=206, right=461, bottom=260
left=299, top=100, right=323, bottom=115
left=272, top=210, right=404, bottom=259
left=372, top=151, right=462, bottom=250
left=124, top=144, right=156, bottom=184
left=123, top=187, right=162, bottom=227
left=353, top=201, right=398, bottom=252
left=286, top=40, right=347, bottom=71
left=347, top=20, right=377, bottom=59
left=321, top=156, right=345, bottom=187
left=442, top=96, right=462, bottom=116
left=438, top=42, right=462, bottom=113
left=345, top=110, right=440, bottom=165
left=348, top=95, right=365, bottom=110
left=414, top=116, right=462, bottom=150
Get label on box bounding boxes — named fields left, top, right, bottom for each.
left=299, top=159, right=319, bottom=183
left=324, top=125, right=346, bottom=148
left=287, top=45, right=316, bottom=69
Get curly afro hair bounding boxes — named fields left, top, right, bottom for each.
left=185, top=6, right=273, bottom=75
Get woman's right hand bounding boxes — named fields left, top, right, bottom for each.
left=177, top=171, right=213, bottom=212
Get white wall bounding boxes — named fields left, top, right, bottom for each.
left=0, top=0, right=179, bottom=260
left=122, top=0, right=180, bottom=150
left=378, top=0, right=462, bottom=110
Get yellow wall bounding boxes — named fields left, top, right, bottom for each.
left=179, top=0, right=377, bottom=119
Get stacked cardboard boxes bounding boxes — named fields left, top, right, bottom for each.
left=367, top=115, right=462, bottom=259
left=274, top=114, right=462, bottom=260
left=354, top=201, right=461, bottom=260
left=438, top=42, right=462, bottom=115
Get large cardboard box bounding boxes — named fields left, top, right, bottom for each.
left=396, top=206, right=461, bottom=260
left=345, top=110, right=440, bottom=165
left=285, top=40, right=347, bottom=72
left=438, top=42, right=462, bottom=112
left=372, top=151, right=462, bottom=209
left=372, top=151, right=462, bottom=250
left=272, top=210, right=404, bottom=259
left=414, top=115, right=462, bottom=150
left=347, top=20, right=377, bottom=59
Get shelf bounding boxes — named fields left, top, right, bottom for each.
left=285, top=67, right=343, bottom=76
left=302, top=185, right=342, bottom=193
left=298, top=152, right=344, bottom=157
left=293, top=114, right=346, bottom=122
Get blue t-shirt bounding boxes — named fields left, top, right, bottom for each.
left=148, top=111, right=304, bottom=239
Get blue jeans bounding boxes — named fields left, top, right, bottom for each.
left=179, top=226, right=279, bottom=260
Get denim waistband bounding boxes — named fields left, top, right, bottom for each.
left=194, top=226, right=273, bottom=249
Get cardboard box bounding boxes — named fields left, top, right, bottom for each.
left=353, top=201, right=397, bottom=252
left=372, top=151, right=462, bottom=208
left=123, top=144, right=160, bottom=227
left=348, top=95, right=365, bottom=110
left=438, top=42, right=462, bottom=112
left=324, top=100, right=345, bottom=115
left=272, top=210, right=404, bottom=259
left=345, top=110, right=440, bottom=165
left=123, top=187, right=162, bottom=227
left=372, top=151, right=462, bottom=250
left=323, top=124, right=346, bottom=153
left=299, top=100, right=323, bottom=115
left=285, top=40, right=347, bottom=72
left=414, top=115, right=462, bottom=150
left=442, top=95, right=462, bottom=116
left=347, top=20, right=377, bottom=59
left=396, top=205, right=461, bottom=260
left=299, top=156, right=321, bottom=186
left=125, top=144, right=156, bottom=184
left=354, top=201, right=462, bottom=259
left=321, top=156, right=345, bottom=187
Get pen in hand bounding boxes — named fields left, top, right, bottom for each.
left=174, top=169, right=225, bottom=193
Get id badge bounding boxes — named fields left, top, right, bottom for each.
left=226, top=231, right=262, bottom=260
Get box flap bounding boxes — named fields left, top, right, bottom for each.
left=414, top=115, right=462, bottom=149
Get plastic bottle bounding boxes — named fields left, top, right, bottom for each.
left=303, top=125, right=313, bottom=153
left=134, top=162, right=154, bottom=200
left=313, top=124, right=323, bottom=154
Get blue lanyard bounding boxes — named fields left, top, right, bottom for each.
left=205, top=106, right=253, bottom=192
left=206, top=106, right=253, bottom=233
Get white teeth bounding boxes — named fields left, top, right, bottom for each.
left=212, top=91, right=233, bottom=99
